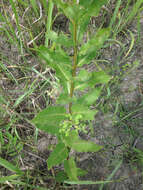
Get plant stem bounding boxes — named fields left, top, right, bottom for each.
left=69, top=21, right=78, bottom=114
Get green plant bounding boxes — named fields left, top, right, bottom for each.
left=32, top=0, right=111, bottom=183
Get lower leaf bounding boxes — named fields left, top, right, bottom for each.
left=47, top=142, right=69, bottom=170
left=64, top=157, right=78, bottom=181
left=64, top=131, right=103, bottom=152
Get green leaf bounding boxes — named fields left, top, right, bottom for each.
left=0, top=157, right=23, bottom=175
left=37, top=46, right=72, bottom=67
left=64, top=131, right=103, bottom=152
left=77, top=15, right=90, bottom=43
left=56, top=93, right=76, bottom=104
left=89, top=71, right=111, bottom=87
left=55, top=171, right=68, bottom=183
left=76, top=69, right=92, bottom=82
left=64, top=157, right=78, bottom=181
left=53, top=1, right=79, bottom=22
left=74, top=82, right=89, bottom=91
left=79, top=28, right=110, bottom=66
left=78, top=0, right=108, bottom=42
left=72, top=104, right=97, bottom=120
left=56, top=62, right=72, bottom=82
left=79, top=0, right=108, bottom=16
left=37, top=46, right=72, bottom=88
left=63, top=4, right=80, bottom=23
left=78, top=88, right=101, bottom=105
left=47, top=143, right=69, bottom=170
left=80, top=28, right=110, bottom=55
left=77, top=168, right=87, bottom=177
left=75, top=71, right=111, bottom=90
left=32, top=106, right=67, bottom=135
left=71, top=140, right=103, bottom=152
left=46, top=31, right=73, bottom=47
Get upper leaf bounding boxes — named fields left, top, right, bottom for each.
left=78, top=28, right=110, bottom=66
left=80, top=28, right=110, bottom=55
left=75, top=70, right=111, bottom=90
left=88, top=71, right=111, bottom=87
left=53, top=0, right=80, bottom=23
left=46, top=31, right=73, bottom=47
left=37, top=46, right=72, bottom=69
left=79, top=0, right=108, bottom=16
left=76, top=69, right=92, bottom=82
left=37, top=46, right=72, bottom=92
left=32, top=106, right=67, bottom=135
left=47, top=142, right=69, bottom=170
left=74, top=69, right=92, bottom=91
left=77, top=0, right=108, bottom=42
left=77, top=88, right=101, bottom=106
left=56, top=92, right=76, bottom=105
left=72, top=104, right=97, bottom=120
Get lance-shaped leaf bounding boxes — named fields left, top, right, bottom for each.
left=77, top=15, right=90, bottom=43
left=37, top=46, right=72, bottom=68
left=78, top=0, right=108, bottom=42
left=55, top=168, right=87, bottom=183
left=78, top=28, right=110, bottom=67
left=56, top=62, right=72, bottom=82
left=64, top=157, right=78, bottom=181
left=88, top=71, right=111, bottom=87
left=54, top=0, right=80, bottom=22
left=64, top=131, right=103, bottom=152
left=79, top=0, right=108, bottom=17
left=78, top=88, right=101, bottom=106
left=80, top=28, right=110, bottom=55
left=75, top=71, right=111, bottom=90
left=76, top=69, right=92, bottom=82
left=46, top=31, right=73, bottom=47
left=77, top=168, right=87, bottom=177
left=55, top=171, right=68, bottom=183
left=72, top=104, right=97, bottom=120
left=47, top=143, right=69, bottom=170
left=32, top=106, right=67, bottom=135
left=37, top=46, right=72, bottom=91
left=56, top=92, right=76, bottom=105
left=74, top=69, right=92, bottom=90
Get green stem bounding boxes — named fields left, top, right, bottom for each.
left=69, top=21, right=78, bottom=114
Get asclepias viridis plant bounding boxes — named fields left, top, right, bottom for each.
left=32, top=0, right=111, bottom=183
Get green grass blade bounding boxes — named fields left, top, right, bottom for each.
left=0, top=175, right=20, bottom=183
left=109, top=0, right=122, bottom=28
left=9, top=0, right=23, bottom=53
left=0, top=157, right=23, bottom=175
left=13, top=79, right=38, bottom=108
left=0, top=61, right=18, bottom=85
left=64, top=179, right=115, bottom=185
left=45, top=0, right=54, bottom=47
left=30, top=0, right=39, bottom=17
left=99, top=160, right=122, bottom=190
left=120, top=0, right=143, bottom=32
